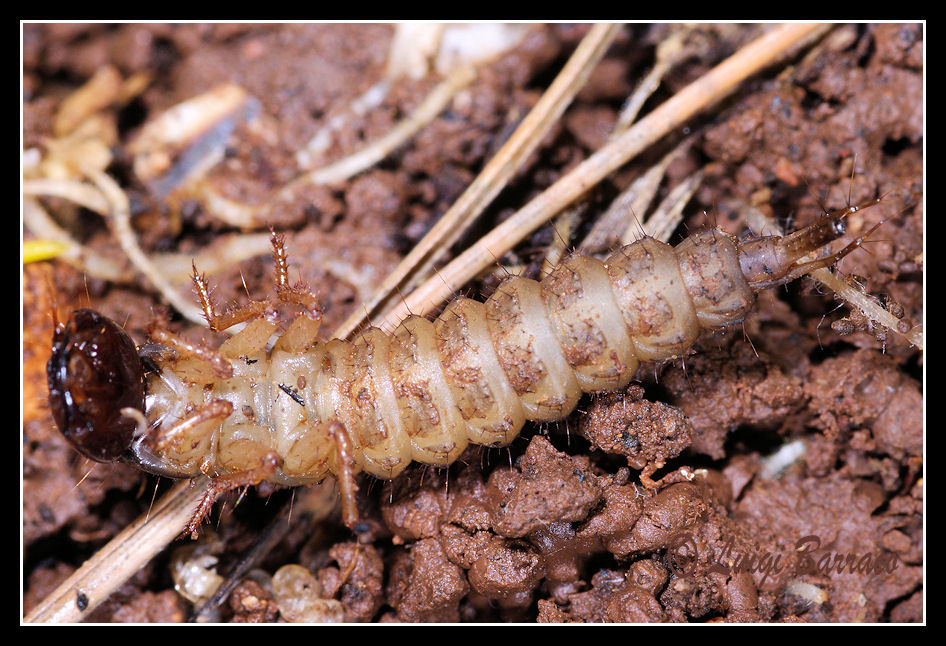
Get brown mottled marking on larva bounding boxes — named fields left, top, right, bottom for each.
left=46, top=199, right=884, bottom=529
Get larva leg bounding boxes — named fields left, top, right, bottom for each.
left=270, top=230, right=320, bottom=314
left=329, top=421, right=362, bottom=532
left=269, top=231, right=323, bottom=353
left=145, top=400, right=234, bottom=473
left=273, top=312, right=322, bottom=353
left=190, top=252, right=281, bottom=360
left=184, top=452, right=282, bottom=540
left=146, top=323, right=233, bottom=380
left=191, top=262, right=269, bottom=333
left=192, top=231, right=323, bottom=352
left=216, top=314, right=279, bottom=359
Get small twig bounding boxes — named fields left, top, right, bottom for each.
left=812, top=268, right=923, bottom=349
left=151, top=233, right=273, bottom=284
left=294, top=80, right=391, bottom=170
left=579, top=136, right=693, bottom=253
left=628, top=167, right=704, bottom=245
left=612, top=25, right=693, bottom=134
left=283, top=63, right=477, bottom=192
left=186, top=478, right=342, bottom=621
left=540, top=205, right=585, bottom=277
left=23, top=197, right=125, bottom=281
left=23, top=190, right=273, bottom=285
left=52, top=65, right=123, bottom=137
left=24, top=478, right=211, bottom=623
left=189, top=500, right=293, bottom=621
left=23, top=178, right=111, bottom=214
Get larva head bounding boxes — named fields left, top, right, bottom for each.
left=47, top=309, right=146, bottom=462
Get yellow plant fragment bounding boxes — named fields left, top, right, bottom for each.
left=23, top=239, right=71, bottom=264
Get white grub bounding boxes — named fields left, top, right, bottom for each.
left=271, top=564, right=345, bottom=623
left=760, top=439, right=807, bottom=480
left=170, top=541, right=226, bottom=605
left=784, top=579, right=829, bottom=606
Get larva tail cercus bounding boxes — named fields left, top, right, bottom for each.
left=47, top=196, right=885, bottom=538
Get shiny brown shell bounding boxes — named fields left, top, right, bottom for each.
left=47, top=308, right=146, bottom=461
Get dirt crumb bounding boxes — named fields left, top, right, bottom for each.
left=485, top=436, right=602, bottom=538
left=385, top=538, right=470, bottom=622
left=228, top=580, right=279, bottom=623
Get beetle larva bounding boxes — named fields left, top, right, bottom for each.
left=47, top=197, right=883, bottom=536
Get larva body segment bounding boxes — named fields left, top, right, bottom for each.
left=140, top=231, right=753, bottom=483
left=47, top=198, right=882, bottom=503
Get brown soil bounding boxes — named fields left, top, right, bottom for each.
left=23, top=23, right=923, bottom=623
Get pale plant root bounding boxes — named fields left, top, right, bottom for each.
left=193, top=63, right=478, bottom=230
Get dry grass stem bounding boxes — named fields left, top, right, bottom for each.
left=198, top=64, right=477, bottom=229
left=52, top=65, right=123, bottom=137
left=540, top=205, right=586, bottom=277
left=283, top=63, right=477, bottom=193
left=612, top=26, right=692, bottom=134
left=24, top=479, right=211, bottom=623
left=294, top=80, right=390, bottom=170
left=22, top=178, right=110, bottom=215
left=23, top=197, right=126, bottom=281
left=23, top=190, right=275, bottom=285
left=627, top=168, right=704, bottom=245
left=82, top=166, right=207, bottom=326
left=811, top=268, right=923, bottom=349
left=579, top=137, right=693, bottom=253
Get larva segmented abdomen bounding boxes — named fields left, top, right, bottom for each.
left=51, top=197, right=877, bottom=492
left=214, top=230, right=754, bottom=482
